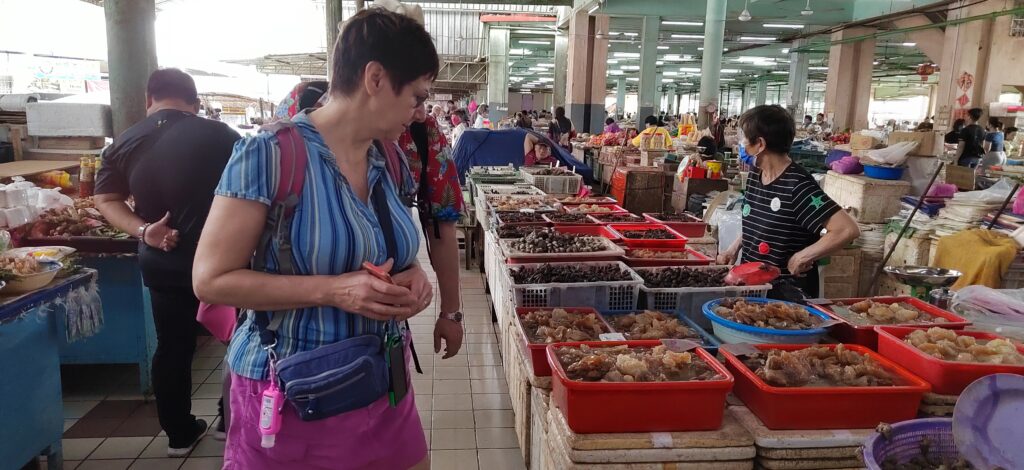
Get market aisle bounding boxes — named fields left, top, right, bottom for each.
left=54, top=241, right=523, bottom=470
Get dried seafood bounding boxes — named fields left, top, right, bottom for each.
left=714, top=298, right=823, bottom=330
left=556, top=344, right=722, bottom=382
left=487, top=195, right=556, bottom=212
left=546, top=213, right=593, bottom=224
left=880, top=436, right=974, bottom=470
left=621, top=229, right=676, bottom=239
left=905, top=327, right=1024, bottom=365
left=564, top=204, right=617, bottom=214
left=496, top=211, right=546, bottom=224
left=0, top=255, right=45, bottom=276
left=508, top=230, right=607, bottom=254
left=742, top=345, right=898, bottom=387
left=529, top=167, right=574, bottom=176
left=520, top=308, right=608, bottom=343
left=560, top=197, right=613, bottom=204
left=835, top=299, right=947, bottom=326
left=650, top=213, right=699, bottom=222
left=511, top=263, right=633, bottom=284
left=590, top=213, right=643, bottom=223
left=609, top=311, right=700, bottom=341
left=497, top=225, right=545, bottom=239
left=629, top=249, right=692, bottom=259
left=639, top=267, right=727, bottom=288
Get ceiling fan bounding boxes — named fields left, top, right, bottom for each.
left=801, top=0, right=814, bottom=16
left=738, top=0, right=752, bottom=21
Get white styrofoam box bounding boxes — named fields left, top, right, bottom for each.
left=26, top=102, right=113, bottom=137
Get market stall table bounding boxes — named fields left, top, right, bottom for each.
left=0, top=270, right=101, bottom=470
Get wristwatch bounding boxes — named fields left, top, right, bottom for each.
left=136, top=223, right=151, bottom=239
left=439, top=311, right=463, bottom=323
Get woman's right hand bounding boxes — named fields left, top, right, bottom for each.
left=716, top=251, right=736, bottom=266
left=323, top=268, right=420, bottom=322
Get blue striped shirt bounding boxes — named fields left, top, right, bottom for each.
left=217, top=112, right=420, bottom=380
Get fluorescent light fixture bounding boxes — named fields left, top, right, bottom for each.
left=662, top=21, right=704, bottom=26
left=509, top=48, right=532, bottom=55
left=621, top=65, right=640, bottom=70
left=623, top=32, right=639, bottom=37
left=680, top=82, right=693, bottom=86
left=901, top=42, right=916, bottom=47
left=613, top=52, right=641, bottom=58
left=539, top=77, right=554, bottom=82
left=609, top=70, right=625, bottom=75
left=781, top=48, right=790, bottom=54
left=697, top=47, right=729, bottom=51
left=735, top=57, right=774, bottom=63
left=721, top=69, right=741, bottom=73
left=662, top=79, right=675, bottom=83
left=519, top=40, right=551, bottom=45
left=720, top=78, right=736, bottom=81
left=771, top=71, right=788, bottom=74
left=627, top=77, right=640, bottom=81
left=739, top=36, right=776, bottom=42
left=679, top=67, right=701, bottom=72
left=873, top=61, right=880, bottom=65
left=607, top=59, right=619, bottom=64
left=537, top=63, right=555, bottom=67
left=763, top=23, right=804, bottom=29
left=809, top=66, right=829, bottom=70
left=609, top=39, right=633, bottom=43
left=656, top=61, right=664, bottom=65
left=663, top=71, right=679, bottom=76
left=657, top=46, right=670, bottom=50
left=672, top=34, right=705, bottom=39
left=610, top=31, right=626, bottom=36
left=514, top=29, right=556, bottom=35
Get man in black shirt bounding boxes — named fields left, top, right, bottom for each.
left=95, top=68, right=240, bottom=457
left=958, top=107, right=986, bottom=167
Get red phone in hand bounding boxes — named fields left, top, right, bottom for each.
left=362, top=261, right=394, bottom=284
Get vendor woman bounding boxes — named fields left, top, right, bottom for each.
left=717, top=105, right=859, bottom=297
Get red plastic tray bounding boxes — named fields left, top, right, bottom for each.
left=809, top=297, right=971, bottom=350
left=607, top=223, right=688, bottom=249
left=562, top=203, right=629, bottom=215
left=621, top=247, right=713, bottom=267
left=587, top=213, right=649, bottom=225
left=642, top=213, right=709, bottom=238
left=543, top=213, right=599, bottom=226
left=514, top=307, right=612, bottom=377
left=875, top=326, right=1024, bottom=395
left=554, top=225, right=622, bottom=242
left=548, top=340, right=734, bottom=433
left=719, top=344, right=930, bottom=430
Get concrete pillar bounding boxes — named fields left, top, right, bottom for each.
left=698, top=0, right=727, bottom=128
left=486, top=27, right=510, bottom=121
left=325, top=0, right=344, bottom=77
left=755, top=80, right=767, bottom=106
left=637, top=15, right=660, bottom=123
left=104, top=0, right=157, bottom=136
left=675, top=90, right=683, bottom=115
left=588, top=15, right=610, bottom=133
left=935, top=0, right=1004, bottom=129
left=616, top=78, right=626, bottom=118
left=786, top=38, right=810, bottom=122
left=553, top=32, right=569, bottom=108
left=824, top=27, right=876, bottom=132
left=655, top=71, right=665, bottom=114
left=741, top=85, right=752, bottom=112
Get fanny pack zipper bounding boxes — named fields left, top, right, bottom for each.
left=293, top=372, right=368, bottom=401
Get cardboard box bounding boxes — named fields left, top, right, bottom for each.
left=850, top=134, right=881, bottom=150
left=887, top=131, right=943, bottom=157
left=611, top=167, right=664, bottom=214
left=944, top=165, right=976, bottom=190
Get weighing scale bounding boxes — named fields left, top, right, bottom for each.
left=883, top=265, right=962, bottom=301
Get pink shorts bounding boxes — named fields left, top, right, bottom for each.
left=223, top=368, right=426, bottom=469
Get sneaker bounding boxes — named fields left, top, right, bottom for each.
left=167, top=418, right=209, bottom=458
left=213, top=415, right=227, bottom=441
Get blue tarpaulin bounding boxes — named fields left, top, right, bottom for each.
left=451, top=128, right=594, bottom=185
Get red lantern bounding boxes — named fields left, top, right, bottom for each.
left=917, top=63, right=936, bottom=82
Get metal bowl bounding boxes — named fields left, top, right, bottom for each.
left=883, top=265, right=962, bottom=288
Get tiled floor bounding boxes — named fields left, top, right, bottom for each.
left=45, top=242, right=524, bottom=470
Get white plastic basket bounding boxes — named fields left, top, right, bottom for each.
left=635, top=266, right=771, bottom=329
left=499, top=237, right=625, bottom=262
left=523, top=171, right=582, bottom=196
left=473, top=183, right=545, bottom=206
left=508, top=261, right=643, bottom=311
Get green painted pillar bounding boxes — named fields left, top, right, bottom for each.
left=616, top=77, right=626, bottom=118
left=786, top=38, right=810, bottom=121
left=487, top=27, right=510, bottom=121
left=554, top=32, right=569, bottom=108
left=755, top=80, right=768, bottom=106
left=104, top=0, right=157, bottom=136
left=698, top=0, right=727, bottom=128
left=637, top=15, right=660, bottom=123
left=325, top=0, right=344, bottom=77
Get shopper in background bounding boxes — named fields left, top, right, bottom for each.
left=957, top=108, right=987, bottom=167
left=551, top=106, right=574, bottom=151
left=984, top=117, right=1006, bottom=153
left=194, top=9, right=436, bottom=468
left=945, top=118, right=966, bottom=144
left=717, top=105, right=859, bottom=299
left=95, top=68, right=240, bottom=457
left=802, top=115, right=813, bottom=130
left=603, top=117, right=621, bottom=134
left=451, top=108, right=469, bottom=149
left=473, top=103, right=490, bottom=128
left=397, top=105, right=466, bottom=362
left=631, top=115, right=673, bottom=148
left=431, top=104, right=445, bottom=123
left=524, top=133, right=557, bottom=166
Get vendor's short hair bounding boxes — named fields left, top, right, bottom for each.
left=739, top=105, right=795, bottom=154
left=605, top=117, right=615, bottom=125
left=968, top=108, right=983, bottom=121
left=330, top=9, right=439, bottom=96
left=147, top=68, right=198, bottom=104
left=644, top=115, right=658, bottom=126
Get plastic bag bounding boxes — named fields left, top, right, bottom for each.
left=865, top=141, right=917, bottom=166
left=828, top=156, right=863, bottom=174
left=717, top=208, right=742, bottom=254
left=927, top=183, right=958, bottom=198
left=38, top=188, right=74, bottom=211
left=1014, top=185, right=1024, bottom=215
left=951, top=286, right=1024, bottom=341
left=953, top=177, right=1017, bottom=203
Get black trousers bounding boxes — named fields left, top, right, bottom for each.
left=148, top=285, right=200, bottom=447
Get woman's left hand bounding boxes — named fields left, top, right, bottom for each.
left=787, top=250, right=815, bottom=276
left=393, top=264, right=433, bottom=316
left=434, top=317, right=464, bottom=359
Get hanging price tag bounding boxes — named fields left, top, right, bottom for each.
left=599, top=333, right=627, bottom=341
left=660, top=339, right=700, bottom=353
